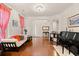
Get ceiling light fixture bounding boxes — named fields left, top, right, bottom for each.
left=33, top=4, right=45, bottom=12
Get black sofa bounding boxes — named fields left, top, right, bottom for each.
left=57, top=31, right=79, bottom=56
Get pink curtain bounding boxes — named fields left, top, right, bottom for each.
left=19, top=15, right=24, bottom=34
left=0, top=4, right=11, bottom=39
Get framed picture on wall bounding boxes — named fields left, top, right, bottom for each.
left=68, top=14, right=79, bottom=27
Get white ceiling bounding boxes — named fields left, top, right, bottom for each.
left=7, top=3, right=73, bottom=17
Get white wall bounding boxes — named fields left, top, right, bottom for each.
left=6, top=9, right=21, bottom=38
left=59, top=4, right=79, bottom=32
left=24, top=17, right=33, bottom=36
left=6, top=3, right=79, bottom=38
left=5, top=4, right=54, bottom=37
left=24, top=16, right=52, bottom=37
left=50, top=4, right=79, bottom=33
left=24, top=15, right=66, bottom=36
left=32, top=20, right=49, bottom=37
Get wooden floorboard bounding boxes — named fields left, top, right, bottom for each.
left=1, top=37, right=58, bottom=56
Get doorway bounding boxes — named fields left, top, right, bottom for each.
left=32, top=20, right=49, bottom=37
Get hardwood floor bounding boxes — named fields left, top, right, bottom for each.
left=2, top=37, right=58, bottom=56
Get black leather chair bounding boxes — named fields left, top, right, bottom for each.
left=60, top=32, right=69, bottom=54
left=57, top=31, right=76, bottom=54
left=57, top=31, right=69, bottom=53
left=67, top=33, right=79, bottom=55
left=73, top=33, right=79, bottom=47
left=63, top=32, right=76, bottom=54
left=72, top=33, right=79, bottom=55
left=57, top=31, right=68, bottom=45
left=57, top=31, right=79, bottom=55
